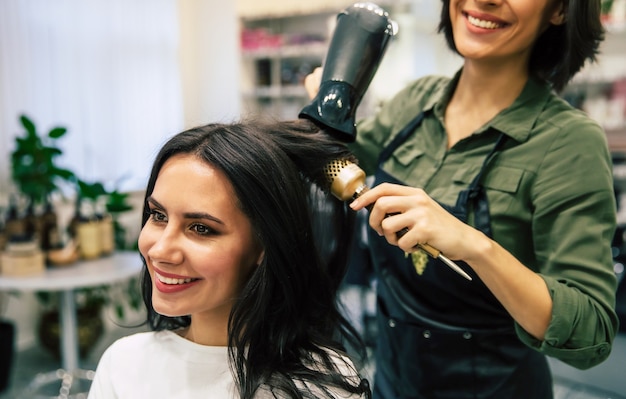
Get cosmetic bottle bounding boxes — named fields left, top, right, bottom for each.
left=40, top=198, right=61, bottom=252
left=4, top=195, right=25, bottom=243
left=95, top=196, right=114, bottom=256
left=76, top=199, right=101, bottom=260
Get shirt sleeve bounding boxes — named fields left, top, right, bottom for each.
left=515, top=115, right=619, bottom=370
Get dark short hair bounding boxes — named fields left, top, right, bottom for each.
left=437, top=0, right=605, bottom=92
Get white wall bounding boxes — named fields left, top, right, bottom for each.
left=178, top=0, right=241, bottom=128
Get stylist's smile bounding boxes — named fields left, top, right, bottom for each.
left=464, top=12, right=508, bottom=30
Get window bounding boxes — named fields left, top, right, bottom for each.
left=0, top=0, right=184, bottom=193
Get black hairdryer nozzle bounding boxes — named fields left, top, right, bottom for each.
left=299, top=2, right=397, bottom=142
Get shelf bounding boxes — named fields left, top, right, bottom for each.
left=237, top=0, right=354, bottom=19
left=236, top=0, right=401, bottom=19
left=239, top=9, right=333, bottom=119
left=242, top=85, right=307, bottom=99
left=606, top=127, right=626, bottom=153
left=241, top=42, right=327, bottom=60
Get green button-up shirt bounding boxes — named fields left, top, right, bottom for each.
left=352, top=71, right=619, bottom=369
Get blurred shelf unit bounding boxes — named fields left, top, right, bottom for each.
left=239, top=11, right=335, bottom=119
left=562, top=21, right=626, bottom=152
left=238, top=0, right=404, bottom=120
left=236, top=0, right=393, bottom=19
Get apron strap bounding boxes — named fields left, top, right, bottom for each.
left=454, top=132, right=509, bottom=237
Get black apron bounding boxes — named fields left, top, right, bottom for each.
left=370, top=113, right=552, bottom=399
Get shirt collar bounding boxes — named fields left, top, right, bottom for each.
left=490, top=77, right=552, bottom=143
left=427, top=69, right=553, bottom=144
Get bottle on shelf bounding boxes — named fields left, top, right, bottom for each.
left=0, top=209, right=5, bottom=252
left=22, top=200, right=42, bottom=248
left=40, top=197, right=61, bottom=252
left=76, top=198, right=102, bottom=260
left=68, top=194, right=82, bottom=241
left=4, top=195, right=25, bottom=243
left=95, top=195, right=114, bottom=256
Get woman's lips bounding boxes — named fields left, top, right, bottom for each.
left=153, top=267, right=201, bottom=293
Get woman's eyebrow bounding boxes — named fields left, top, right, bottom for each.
left=146, top=196, right=163, bottom=209
left=147, top=195, right=225, bottom=225
left=182, top=211, right=224, bottom=225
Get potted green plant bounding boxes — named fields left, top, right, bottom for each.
left=8, top=113, right=142, bottom=359
left=10, top=114, right=75, bottom=206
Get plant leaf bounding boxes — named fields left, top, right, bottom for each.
left=20, top=114, right=37, bottom=137
left=48, top=127, right=67, bottom=139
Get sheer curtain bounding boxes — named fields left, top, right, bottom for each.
left=0, top=0, right=184, bottom=195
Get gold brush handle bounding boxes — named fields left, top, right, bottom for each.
left=395, top=227, right=472, bottom=281
left=433, top=251, right=473, bottom=281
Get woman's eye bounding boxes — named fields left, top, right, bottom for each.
left=191, top=223, right=214, bottom=236
left=149, top=209, right=167, bottom=223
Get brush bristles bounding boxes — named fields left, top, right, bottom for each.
left=323, top=158, right=367, bottom=201
left=323, top=159, right=353, bottom=184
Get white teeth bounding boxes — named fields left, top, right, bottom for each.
left=468, top=15, right=502, bottom=29
left=155, top=272, right=194, bottom=285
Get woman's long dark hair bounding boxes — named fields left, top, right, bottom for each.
left=139, top=119, right=370, bottom=398
left=438, top=0, right=605, bottom=92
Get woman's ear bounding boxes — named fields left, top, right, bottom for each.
left=549, top=1, right=566, bottom=26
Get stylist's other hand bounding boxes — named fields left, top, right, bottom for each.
left=350, top=183, right=481, bottom=261
left=304, top=67, right=323, bottom=100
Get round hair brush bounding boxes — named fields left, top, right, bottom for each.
left=323, top=158, right=473, bottom=281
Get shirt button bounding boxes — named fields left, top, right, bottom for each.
left=463, top=332, right=472, bottom=340
left=423, top=330, right=431, bottom=339
left=388, top=319, right=396, bottom=328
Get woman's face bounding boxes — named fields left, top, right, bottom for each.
left=139, top=153, right=263, bottom=322
left=449, top=0, right=564, bottom=64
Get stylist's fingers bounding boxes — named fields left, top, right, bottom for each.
left=350, top=183, right=428, bottom=236
left=304, top=67, right=323, bottom=100
left=350, top=182, right=418, bottom=213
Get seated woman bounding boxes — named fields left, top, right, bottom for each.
left=88, top=120, right=371, bottom=398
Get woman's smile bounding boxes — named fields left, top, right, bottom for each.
left=153, top=267, right=202, bottom=293
left=464, top=12, right=509, bottom=30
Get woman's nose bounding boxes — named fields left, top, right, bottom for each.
left=143, top=226, right=184, bottom=266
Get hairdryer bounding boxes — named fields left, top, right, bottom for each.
left=299, top=2, right=397, bottom=143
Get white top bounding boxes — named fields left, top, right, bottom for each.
left=88, top=330, right=366, bottom=399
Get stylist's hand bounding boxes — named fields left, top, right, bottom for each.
left=350, top=183, right=483, bottom=262
left=304, top=67, right=323, bottom=100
